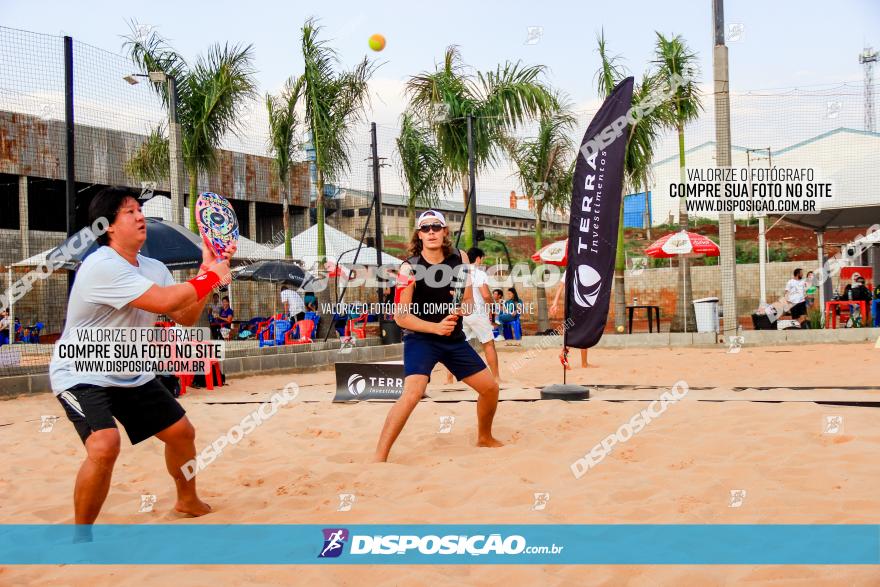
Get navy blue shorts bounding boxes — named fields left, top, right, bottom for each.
left=403, top=333, right=487, bottom=381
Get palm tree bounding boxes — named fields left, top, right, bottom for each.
left=266, top=77, right=302, bottom=258
left=504, top=103, right=575, bottom=250
left=395, top=112, right=448, bottom=233
left=504, top=103, right=576, bottom=331
left=654, top=32, right=703, bottom=331
left=296, top=18, right=375, bottom=261
left=596, top=32, right=672, bottom=331
left=124, top=25, right=257, bottom=232
left=406, top=46, right=556, bottom=249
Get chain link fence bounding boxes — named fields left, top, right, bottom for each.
left=1, top=24, right=878, bottom=377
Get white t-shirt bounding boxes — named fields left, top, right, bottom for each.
left=49, top=246, right=175, bottom=395
left=281, top=289, right=305, bottom=315
left=785, top=278, right=806, bottom=305
left=470, top=266, right=489, bottom=316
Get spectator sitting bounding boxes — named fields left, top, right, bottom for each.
left=804, top=271, right=817, bottom=310
left=217, top=296, right=234, bottom=339
left=842, top=273, right=872, bottom=325
left=280, top=285, right=305, bottom=323
left=872, top=281, right=880, bottom=328
left=0, top=310, right=9, bottom=346
left=207, top=293, right=223, bottom=339
left=303, top=290, right=318, bottom=313
left=498, top=288, right=521, bottom=324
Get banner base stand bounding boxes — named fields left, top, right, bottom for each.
left=541, top=384, right=590, bottom=401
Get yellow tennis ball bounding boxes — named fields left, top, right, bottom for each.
left=616, top=325, right=624, bottom=333
left=368, top=34, right=386, bottom=52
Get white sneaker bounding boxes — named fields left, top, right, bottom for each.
left=494, top=335, right=504, bottom=342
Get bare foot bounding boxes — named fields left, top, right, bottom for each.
left=477, top=436, right=504, bottom=448
left=174, top=497, right=212, bottom=517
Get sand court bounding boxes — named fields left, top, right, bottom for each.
left=1, top=343, right=878, bottom=584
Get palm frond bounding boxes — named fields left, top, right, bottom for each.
left=182, top=41, right=257, bottom=173
left=123, top=20, right=189, bottom=109
left=396, top=112, right=448, bottom=215
left=595, top=29, right=628, bottom=99
left=653, top=32, right=703, bottom=127
left=299, top=18, right=376, bottom=184
left=267, top=76, right=302, bottom=184
left=504, top=103, right=576, bottom=217
left=125, top=125, right=170, bottom=181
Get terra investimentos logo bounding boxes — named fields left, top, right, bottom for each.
left=572, top=264, right=602, bottom=308
left=347, top=374, right=366, bottom=396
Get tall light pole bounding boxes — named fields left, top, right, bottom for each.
left=713, top=0, right=738, bottom=337
left=124, top=71, right=185, bottom=226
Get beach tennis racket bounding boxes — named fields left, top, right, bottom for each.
left=195, top=192, right=239, bottom=259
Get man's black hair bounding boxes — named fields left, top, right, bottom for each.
left=793, top=268, right=802, bottom=277
left=492, top=288, right=503, bottom=296
left=467, top=247, right=485, bottom=261
left=88, top=187, right=139, bottom=246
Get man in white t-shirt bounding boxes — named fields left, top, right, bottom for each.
left=49, top=187, right=233, bottom=528
left=280, top=285, right=306, bottom=322
left=784, top=267, right=807, bottom=325
left=461, top=247, right=500, bottom=382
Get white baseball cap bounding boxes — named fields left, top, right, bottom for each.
left=417, top=209, right=446, bottom=227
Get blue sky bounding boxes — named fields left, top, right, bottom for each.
left=4, top=0, right=877, bottom=122
left=3, top=0, right=877, bottom=206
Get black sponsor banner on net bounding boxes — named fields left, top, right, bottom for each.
left=334, top=362, right=405, bottom=402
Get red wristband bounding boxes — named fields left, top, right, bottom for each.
left=188, top=270, right=221, bottom=299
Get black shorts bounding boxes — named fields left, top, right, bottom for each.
left=403, top=333, right=487, bottom=381
left=790, top=301, right=807, bottom=319
left=56, top=378, right=186, bottom=445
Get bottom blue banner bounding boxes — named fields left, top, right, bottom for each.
left=0, top=524, right=877, bottom=565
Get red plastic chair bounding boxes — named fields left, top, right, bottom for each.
left=285, top=319, right=314, bottom=345
left=177, top=362, right=222, bottom=394
left=345, top=314, right=368, bottom=339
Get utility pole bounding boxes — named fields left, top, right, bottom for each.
left=370, top=122, right=384, bottom=305
left=166, top=75, right=185, bottom=226
left=713, top=0, right=738, bottom=337
left=860, top=47, right=877, bottom=132
left=467, top=115, right=477, bottom=248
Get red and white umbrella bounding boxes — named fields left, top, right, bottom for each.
left=645, top=230, right=720, bottom=258
left=531, top=239, right=568, bottom=266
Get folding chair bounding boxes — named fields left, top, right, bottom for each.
left=285, top=319, right=315, bottom=345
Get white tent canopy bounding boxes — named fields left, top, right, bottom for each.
left=142, top=196, right=282, bottom=262
left=12, top=249, right=54, bottom=268
left=276, top=223, right=401, bottom=269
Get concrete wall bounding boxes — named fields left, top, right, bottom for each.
left=0, top=111, right=310, bottom=207
left=490, top=260, right=822, bottom=334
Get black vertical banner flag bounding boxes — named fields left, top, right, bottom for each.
left=564, top=77, right=634, bottom=348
